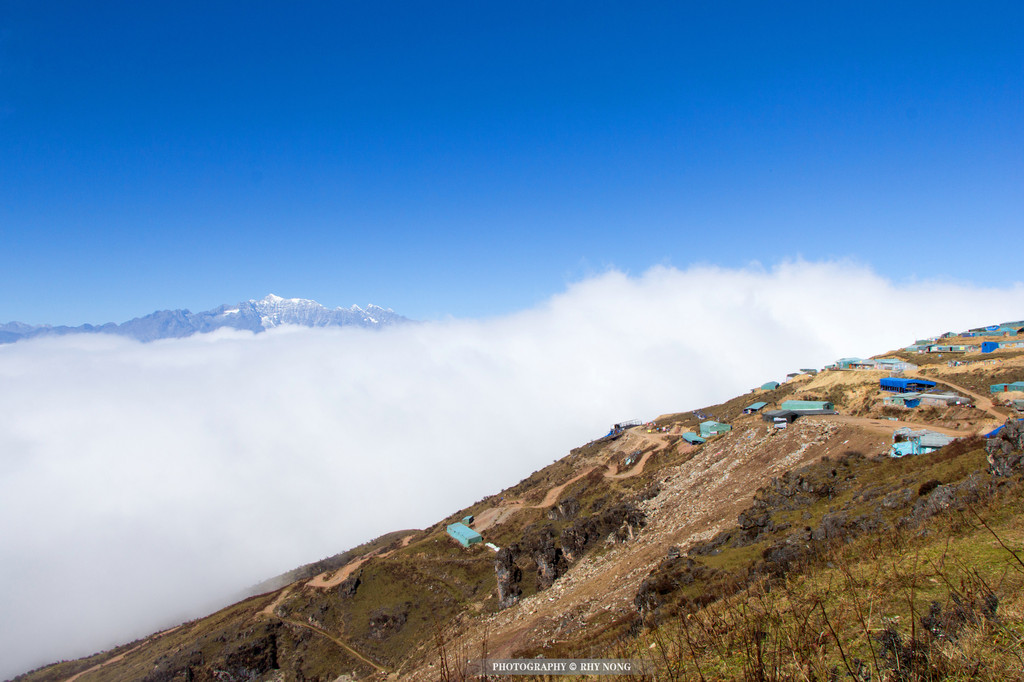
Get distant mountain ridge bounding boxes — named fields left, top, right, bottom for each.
left=0, top=294, right=409, bottom=344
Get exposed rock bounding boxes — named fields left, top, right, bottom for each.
left=368, top=604, right=409, bottom=641
left=533, top=538, right=567, bottom=589
left=987, top=419, right=1024, bottom=476
left=560, top=502, right=646, bottom=563
left=546, top=496, right=580, bottom=521
left=634, top=557, right=720, bottom=614
left=337, top=571, right=361, bottom=598
left=494, top=546, right=523, bottom=610
left=882, top=487, right=914, bottom=509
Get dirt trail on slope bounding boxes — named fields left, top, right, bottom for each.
left=61, top=627, right=181, bottom=682
left=477, top=429, right=673, bottom=531
left=256, top=585, right=385, bottom=673
left=605, top=450, right=654, bottom=479
left=474, top=505, right=521, bottom=533
left=261, top=585, right=295, bottom=616
left=306, top=534, right=416, bottom=589
left=530, top=467, right=596, bottom=508
left=279, top=616, right=386, bottom=673
left=602, top=428, right=675, bottom=479
left=833, top=415, right=974, bottom=437
left=906, top=370, right=1006, bottom=431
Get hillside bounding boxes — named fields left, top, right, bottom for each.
left=12, top=326, right=1024, bottom=681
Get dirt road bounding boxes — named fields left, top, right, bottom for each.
left=833, top=415, right=974, bottom=437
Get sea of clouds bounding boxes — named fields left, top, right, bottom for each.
left=1, top=260, right=1021, bottom=678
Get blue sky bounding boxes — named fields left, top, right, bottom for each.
left=1, top=2, right=1022, bottom=324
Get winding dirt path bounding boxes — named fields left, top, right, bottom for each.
left=529, top=467, right=596, bottom=508
left=279, top=616, right=386, bottom=673
left=907, top=371, right=1007, bottom=431
left=307, top=534, right=416, bottom=589
left=833, top=415, right=974, bottom=438
left=261, top=585, right=295, bottom=616
left=604, top=450, right=654, bottom=479
left=256, top=585, right=385, bottom=673
left=61, top=627, right=181, bottom=682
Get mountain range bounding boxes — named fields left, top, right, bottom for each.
left=0, top=295, right=408, bottom=344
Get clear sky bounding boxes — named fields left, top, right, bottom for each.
left=1, top=2, right=1021, bottom=324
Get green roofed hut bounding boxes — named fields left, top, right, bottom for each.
left=681, top=432, right=706, bottom=444
left=743, top=401, right=768, bottom=414
left=446, top=522, right=483, bottom=548
left=760, top=381, right=780, bottom=390
left=779, top=400, right=835, bottom=413
left=991, top=382, right=1024, bottom=393
left=699, top=420, right=732, bottom=437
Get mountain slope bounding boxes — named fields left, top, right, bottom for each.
left=11, top=329, right=1024, bottom=681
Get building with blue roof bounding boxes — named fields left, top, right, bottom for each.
left=760, top=381, right=780, bottom=390
left=890, top=428, right=954, bottom=457
left=880, top=377, right=936, bottom=393
left=681, top=432, right=706, bottom=445
left=446, top=522, right=483, bottom=548
left=743, top=401, right=768, bottom=414
left=883, top=392, right=922, bottom=408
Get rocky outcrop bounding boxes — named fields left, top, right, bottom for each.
left=337, top=571, right=361, bottom=598
left=533, top=538, right=567, bottom=589
left=494, top=546, right=522, bottom=610
left=546, top=496, right=580, bottom=521
left=634, top=556, right=721, bottom=615
left=987, top=419, right=1024, bottom=477
left=368, top=604, right=409, bottom=641
left=560, top=502, right=647, bottom=563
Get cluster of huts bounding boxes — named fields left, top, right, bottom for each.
left=902, top=321, right=1024, bottom=354
left=830, top=357, right=918, bottom=371
left=678, top=399, right=837, bottom=444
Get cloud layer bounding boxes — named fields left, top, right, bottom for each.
left=1, top=261, right=1021, bottom=678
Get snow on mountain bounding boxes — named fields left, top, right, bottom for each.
left=0, top=295, right=409, bottom=344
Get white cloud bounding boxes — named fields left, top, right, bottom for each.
left=0, top=260, right=1020, bottom=678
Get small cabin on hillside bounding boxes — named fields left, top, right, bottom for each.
left=762, top=410, right=799, bottom=424
left=760, top=381, right=780, bottom=391
left=918, top=393, right=970, bottom=407
left=681, top=432, right=706, bottom=445
left=991, top=382, right=1024, bottom=393
left=890, top=428, right=955, bottom=458
left=883, top=393, right=922, bottom=408
left=446, top=522, right=483, bottom=548
left=779, top=400, right=835, bottom=413
left=699, top=420, right=732, bottom=438
left=743, top=401, right=768, bottom=414
left=880, top=377, right=937, bottom=393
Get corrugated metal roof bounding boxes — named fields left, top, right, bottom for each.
left=744, top=401, right=768, bottom=411
left=779, top=400, right=834, bottom=411
left=446, top=522, right=483, bottom=546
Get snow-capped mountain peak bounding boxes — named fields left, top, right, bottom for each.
left=0, top=295, right=409, bottom=344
